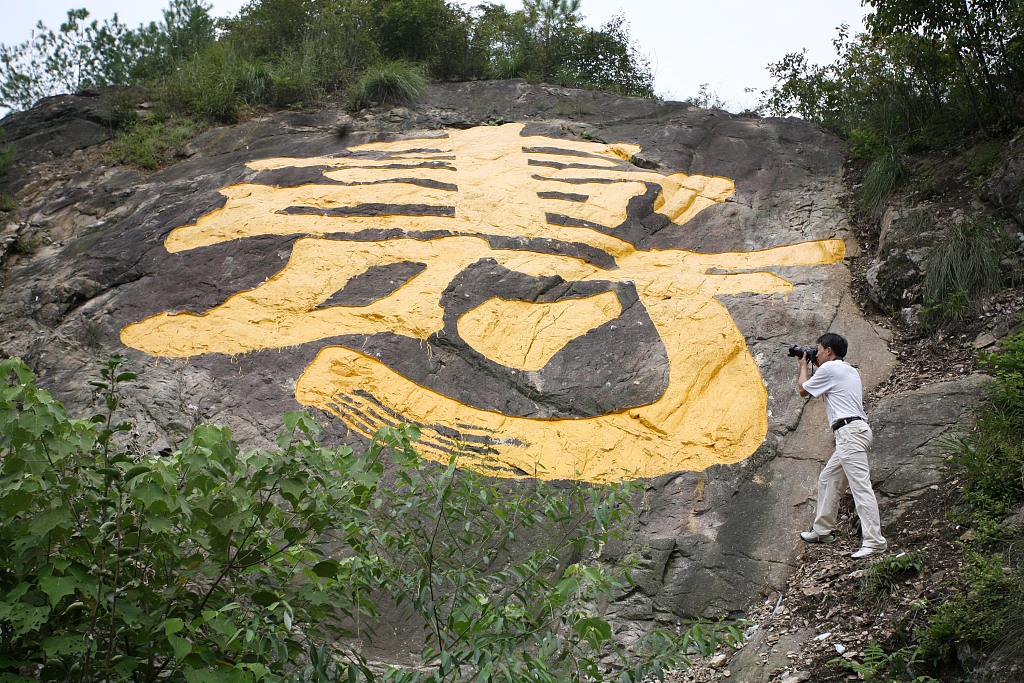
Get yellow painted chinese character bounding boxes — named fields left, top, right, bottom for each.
left=122, top=123, right=844, bottom=482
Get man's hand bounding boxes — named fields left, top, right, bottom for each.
left=797, top=355, right=811, bottom=397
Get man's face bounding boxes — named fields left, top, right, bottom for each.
left=815, top=343, right=830, bottom=365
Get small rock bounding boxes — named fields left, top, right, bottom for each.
left=780, top=672, right=811, bottom=683
left=708, top=654, right=727, bottom=669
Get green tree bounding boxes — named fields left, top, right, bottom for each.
left=0, top=1, right=214, bottom=112
left=764, top=0, right=1024, bottom=138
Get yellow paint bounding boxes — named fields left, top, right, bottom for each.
left=457, top=292, right=621, bottom=371
left=161, top=123, right=733, bottom=260
left=121, top=123, right=846, bottom=482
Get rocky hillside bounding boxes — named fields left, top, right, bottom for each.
left=1, top=81, right=1021, bottom=678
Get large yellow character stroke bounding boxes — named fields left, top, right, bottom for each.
left=122, top=123, right=844, bottom=482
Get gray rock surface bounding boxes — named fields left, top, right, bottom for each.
left=982, top=129, right=1024, bottom=228
left=0, top=81, right=986, bottom=639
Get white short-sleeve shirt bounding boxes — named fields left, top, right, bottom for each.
left=802, top=359, right=868, bottom=426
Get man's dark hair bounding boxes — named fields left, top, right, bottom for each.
left=817, top=332, right=848, bottom=358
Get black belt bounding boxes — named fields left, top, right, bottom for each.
left=832, top=416, right=865, bottom=431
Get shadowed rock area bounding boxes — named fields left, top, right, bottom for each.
left=0, top=81, right=985, bottom=638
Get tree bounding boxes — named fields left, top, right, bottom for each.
left=0, top=0, right=214, bottom=112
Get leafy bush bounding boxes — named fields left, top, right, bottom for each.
left=925, top=325, right=1024, bottom=670
left=921, top=217, right=1011, bottom=329
left=944, top=327, right=1024, bottom=531
left=764, top=3, right=1024, bottom=169
left=349, top=60, right=429, bottom=110
left=0, top=356, right=709, bottom=682
left=918, top=553, right=1023, bottom=668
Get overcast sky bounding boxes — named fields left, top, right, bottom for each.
left=1, top=0, right=868, bottom=113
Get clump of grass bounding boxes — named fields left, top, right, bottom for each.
left=860, top=552, right=924, bottom=601
left=348, top=60, right=428, bottom=110
left=110, top=116, right=202, bottom=170
left=920, top=217, right=1009, bottom=329
left=856, top=149, right=908, bottom=215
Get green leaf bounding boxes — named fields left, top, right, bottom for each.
left=312, top=560, right=340, bottom=578
left=134, top=482, right=171, bottom=512
left=168, top=633, right=193, bottom=660
left=574, top=617, right=612, bottom=650
left=38, top=575, right=79, bottom=607
left=124, top=464, right=151, bottom=482
left=164, top=618, right=185, bottom=635
left=40, top=634, right=85, bottom=656
left=28, top=506, right=71, bottom=537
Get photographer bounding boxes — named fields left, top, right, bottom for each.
left=795, top=333, right=887, bottom=559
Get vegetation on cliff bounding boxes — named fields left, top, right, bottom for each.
left=766, top=0, right=1023, bottom=331
left=0, top=355, right=740, bottom=682
left=0, top=0, right=654, bottom=121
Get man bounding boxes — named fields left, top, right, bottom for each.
left=797, top=332, right=887, bottom=559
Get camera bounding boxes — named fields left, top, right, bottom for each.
left=788, top=344, right=818, bottom=363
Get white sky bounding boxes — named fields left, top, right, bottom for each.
left=0, top=0, right=867, bottom=113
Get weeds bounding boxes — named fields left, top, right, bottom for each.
left=917, top=553, right=1023, bottom=667
left=913, top=326, right=1024, bottom=673
left=834, top=641, right=940, bottom=683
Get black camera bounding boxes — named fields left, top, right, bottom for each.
left=788, top=344, right=818, bottom=363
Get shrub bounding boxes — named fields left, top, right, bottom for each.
left=918, top=553, right=1023, bottom=667
left=944, top=327, right=1024, bottom=531
left=163, top=40, right=274, bottom=122
left=348, top=60, right=428, bottom=110
left=834, top=641, right=941, bottom=683
left=0, top=356, right=709, bottom=682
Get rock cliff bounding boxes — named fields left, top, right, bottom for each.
left=0, top=81, right=987, bottom=638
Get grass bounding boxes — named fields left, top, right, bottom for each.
left=348, top=60, right=428, bottom=110
left=916, top=327, right=1024, bottom=672
left=855, top=149, right=907, bottom=215
left=109, top=116, right=203, bottom=170
left=920, top=217, right=1009, bottom=329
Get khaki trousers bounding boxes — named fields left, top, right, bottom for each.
left=811, top=420, right=887, bottom=549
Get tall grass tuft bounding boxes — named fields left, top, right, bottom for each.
left=348, top=60, right=428, bottom=110
left=921, top=217, right=1008, bottom=328
left=855, top=149, right=907, bottom=215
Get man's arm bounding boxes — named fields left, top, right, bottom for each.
left=797, top=356, right=811, bottom=397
